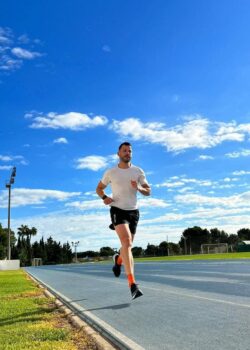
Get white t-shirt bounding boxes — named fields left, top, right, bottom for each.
left=101, top=164, right=148, bottom=210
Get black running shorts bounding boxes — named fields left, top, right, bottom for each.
left=110, top=206, right=140, bottom=235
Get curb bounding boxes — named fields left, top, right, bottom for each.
left=25, top=270, right=144, bottom=350
left=27, top=274, right=117, bottom=350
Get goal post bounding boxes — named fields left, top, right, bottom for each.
left=32, top=258, right=42, bottom=266
left=201, top=243, right=228, bottom=254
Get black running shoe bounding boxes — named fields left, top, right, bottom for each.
left=130, top=283, right=143, bottom=300
left=112, top=253, right=121, bottom=277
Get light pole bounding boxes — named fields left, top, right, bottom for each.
left=6, top=166, right=16, bottom=260
left=71, top=241, right=80, bottom=262
left=182, top=235, right=187, bottom=255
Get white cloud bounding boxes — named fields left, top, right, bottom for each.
left=11, top=47, right=42, bottom=59
left=0, top=165, right=12, bottom=170
left=232, top=170, right=250, bottom=176
left=138, top=197, right=171, bottom=208
left=3, top=211, right=117, bottom=251
left=0, top=27, right=13, bottom=44
left=198, top=155, right=214, bottom=160
left=66, top=199, right=104, bottom=210
left=75, top=156, right=108, bottom=171
left=226, top=149, right=250, bottom=158
left=53, top=137, right=68, bottom=144
left=28, top=112, right=108, bottom=130
left=75, top=154, right=117, bottom=171
left=175, top=191, right=250, bottom=208
left=0, top=57, right=22, bottom=71
left=66, top=196, right=170, bottom=211
left=156, top=176, right=214, bottom=189
left=110, top=116, right=250, bottom=152
left=4, top=205, right=249, bottom=250
left=0, top=188, right=81, bottom=208
left=0, top=154, right=27, bottom=166
left=0, top=155, right=12, bottom=161
left=0, top=27, right=43, bottom=72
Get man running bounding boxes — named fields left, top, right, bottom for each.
left=96, top=142, right=151, bottom=299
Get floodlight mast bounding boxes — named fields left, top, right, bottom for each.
left=6, top=166, right=16, bottom=260
left=71, top=241, right=80, bottom=262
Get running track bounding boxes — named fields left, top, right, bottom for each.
left=25, top=260, right=250, bottom=350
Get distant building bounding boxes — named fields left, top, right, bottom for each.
left=237, top=241, right=250, bottom=252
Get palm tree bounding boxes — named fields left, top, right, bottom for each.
left=17, top=225, right=37, bottom=265
left=17, top=225, right=37, bottom=240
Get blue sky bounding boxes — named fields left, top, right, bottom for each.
left=1, top=0, right=250, bottom=251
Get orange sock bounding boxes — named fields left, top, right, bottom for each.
left=117, top=255, right=122, bottom=265
left=127, top=273, right=135, bottom=287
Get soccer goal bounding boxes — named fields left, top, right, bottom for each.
left=201, top=243, right=228, bottom=254
left=32, top=258, right=42, bottom=266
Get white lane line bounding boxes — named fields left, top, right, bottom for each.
left=79, top=275, right=250, bottom=309
left=144, top=285, right=250, bottom=308
left=178, top=270, right=250, bottom=277
left=28, top=268, right=250, bottom=309
left=142, top=273, right=250, bottom=285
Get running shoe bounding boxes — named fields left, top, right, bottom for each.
left=130, top=283, right=143, bottom=300
left=112, top=253, right=121, bottom=277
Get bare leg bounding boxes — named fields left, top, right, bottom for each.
left=115, top=226, right=143, bottom=298
left=115, top=224, right=133, bottom=276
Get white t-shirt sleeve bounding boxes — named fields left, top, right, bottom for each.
left=101, top=169, right=111, bottom=186
left=138, top=168, right=148, bottom=186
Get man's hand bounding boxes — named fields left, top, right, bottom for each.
left=103, top=196, right=114, bottom=205
left=131, top=180, right=138, bottom=190
left=131, top=180, right=151, bottom=196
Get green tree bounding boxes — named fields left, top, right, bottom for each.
left=168, top=242, right=181, bottom=255
left=132, top=246, right=143, bottom=257
left=210, top=228, right=228, bottom=243
left=0, top=223, right=16, bottom=259
left=237, top=228, right=250, bottom=240
left=39, top=237, right=47, bottom=264
left=46, top=236, right=62, bottom=264
left=99, top=246, right=115, bottom=257
left=144, top=244, right=159, bottom=257
left=227, top=234, right=240, bottom=252
left=61, top=242, right=73, bottom=263
left=181, top=226, right=210, bottom=254
left=159, top=241, right=169, bottom=256
left=0, top=224, right=7, bottom=259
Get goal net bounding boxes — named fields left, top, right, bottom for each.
left=201, top=243, right=228, bottom=254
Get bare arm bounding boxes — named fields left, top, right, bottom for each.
left=131, top=181, right=151, bottom=196
left=138, top=183, right=151, bottom=196
left=96, top=181, right=114, bottom=205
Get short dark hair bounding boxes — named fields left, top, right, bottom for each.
left=118, top=142, right=131, bottom=150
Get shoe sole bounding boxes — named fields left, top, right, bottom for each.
left=112, top=253, right=119, bottom=264
left=132, top=290, right=143, bottom=300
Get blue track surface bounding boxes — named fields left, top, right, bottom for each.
left=25, top=260, right=250, bottom=350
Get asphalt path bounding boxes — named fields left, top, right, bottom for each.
left=25, top=259, right=250, bottom=350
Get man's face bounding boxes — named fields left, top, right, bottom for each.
left=118, top=145, right=132, bottom=163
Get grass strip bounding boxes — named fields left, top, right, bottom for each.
left=0, top=270, right=97, bottom=350
left=135, top=252, right=250, bottom=262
